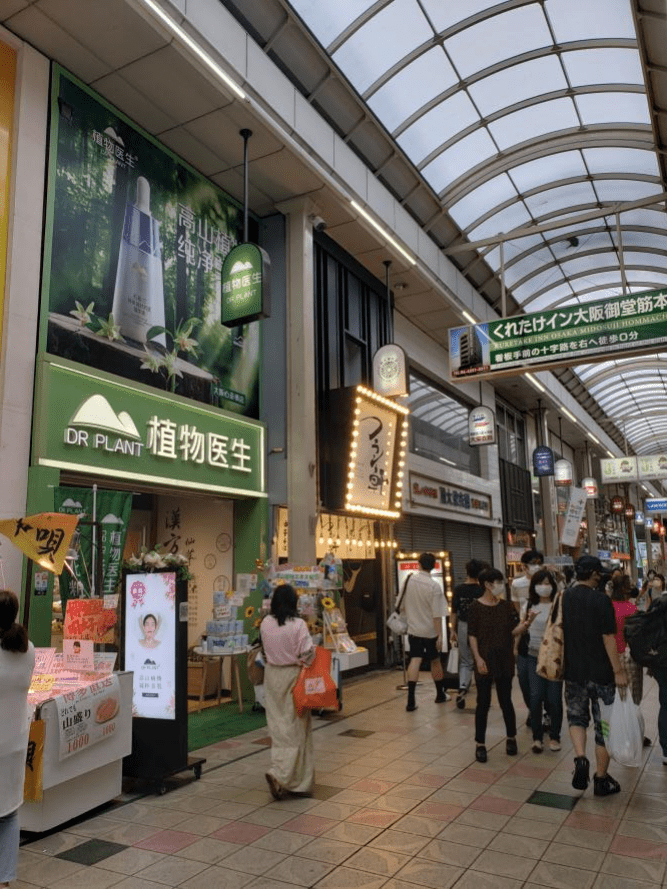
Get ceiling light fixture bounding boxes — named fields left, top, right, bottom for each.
left=461, top=310, right=477, bottom=325
left=137, top=0, right=246, bottom=101
left=350, top=200, right=416, bottom=266
left=525, top=372, right=546, bottom=393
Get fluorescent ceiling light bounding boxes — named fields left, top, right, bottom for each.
left=525, top=372, right=545, bottom=393
left=607, top=449, right=615, bottom=458
left=561, top=407, right=577, bottom=424
left=588, top=433, right=600, bottom=445
left=462, top=310, right=478, bottom=325
left=138, top=0, right=246, bottom=100
left=350, top=200, right=416, bottom=265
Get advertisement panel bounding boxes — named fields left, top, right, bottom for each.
left=123, top=572, right=177, bottom=719
left=449, top=289, right=667, bottom=380
left=600, top=456, right=638, bottom=483
left=41, top=67, right=259, bottom=417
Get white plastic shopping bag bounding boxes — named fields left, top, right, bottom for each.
left=600, top=691, right=644, bottom=768
left=446, top=645, right=459, bottom=674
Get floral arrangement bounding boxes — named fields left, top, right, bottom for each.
left=123, top=547, right=193, bottom=581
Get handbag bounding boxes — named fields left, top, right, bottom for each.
left=446, top=644, right=459, bottom=674
left=246, top=643, right=264, bottom=686
left=386, top=576, right=411, bottom=636
left=536, top=590, right=564, bottom=681
left=292, top=646, right=339, bottom=715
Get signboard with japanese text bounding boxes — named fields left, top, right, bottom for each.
left=62, top=599, right=117, bottom=642
left=533, top=446, right=555, bottom=477
left=41, top=66, right=260, bottom=418
left=560, top=487, right=588, bottom=547
left=601, top=456, right=638, bottom=483
left=221, top=243, right=271, bottom=326
left=449, top=288, right=667, bottom=380
left=372, top=344, right=409, bottom=398
left=409, top=473, right=492, bottom=519
left=55, top=673, right=121, bottom=760
left=33, top=356, right=265, bottom=498
left=123, top=572, right=176, bottom=720
left=468, top=406, right=496, bottom=445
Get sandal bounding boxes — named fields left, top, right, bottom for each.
left=475, top=745, right=487, bottom=763
left=265, top=772, right=285, bottom=800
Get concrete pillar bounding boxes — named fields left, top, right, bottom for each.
left=277, top=197, right=319, bottom=564
left=538, top=409, right=559, bottom=557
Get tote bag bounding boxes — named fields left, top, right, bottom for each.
left=292, top=646, right=339, bottom=716
left=386, top=576, right=410, bottom=636
left=536, top=591, right=564, bottom=681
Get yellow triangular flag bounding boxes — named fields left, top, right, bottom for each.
left=0, top=512, right=80, bottom=574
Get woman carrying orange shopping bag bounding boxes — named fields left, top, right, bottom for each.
left=260, top=584, right=315, bottom=800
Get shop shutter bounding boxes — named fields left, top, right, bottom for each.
left=444, top=519, right=492, bottom=585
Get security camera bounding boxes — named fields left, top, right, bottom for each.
left=309, top=215, right=327, bottom=232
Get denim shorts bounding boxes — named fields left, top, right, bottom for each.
left=408, top=634, right=439, bottom=661
left=564, top=679, right=615, bottom=747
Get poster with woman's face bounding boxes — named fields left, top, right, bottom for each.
left=124, top=572, right=176, bottom=719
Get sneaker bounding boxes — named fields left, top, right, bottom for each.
left=593, top=773, right=621, bottom=796
left=406, top=701, right=417, bottom=712
left=456, top=689, right=467, bottom=709
left=435, top=692, right=451, bottom=703
left=549, top=739, right=561, bottom=752
left=572, top=755, right=590, bottom=790
left=475, top=745, right=487, bottom=763
left=532, top=740, right=543, bottom=754
left=506, top=737, right=518, bottom=756
left=643, top=737, right=652, bottom=748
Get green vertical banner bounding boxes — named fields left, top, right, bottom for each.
left=54, top=487, right=132, bottom=611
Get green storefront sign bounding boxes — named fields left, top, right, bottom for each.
left=221, top=243, right=271, bottom=326
left=449, top=287, right=667, bottom=380
left=34, top=356, right=266, bottom=497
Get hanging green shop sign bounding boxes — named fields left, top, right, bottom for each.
left=221, top=243, right=271, bottom=326
left=33, top=356, right=266, bottom=498
left=449, top=287, right=667, bottom=380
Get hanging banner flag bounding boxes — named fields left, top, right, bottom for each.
left=0, top=512, right=79, bottom=574
left=560, top=487, right=588, bottom=547
left=533, top=446, right=555, bottom=477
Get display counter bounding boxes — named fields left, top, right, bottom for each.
left=20, top=671, right=133, bottom=833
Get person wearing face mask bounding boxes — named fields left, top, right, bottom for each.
left=650, top=573, right=666, bottom=603
left=510, top=549, right=545, bottom=725
left=468, top=567, right=534, bottom=762
left=525, top=570, right=563, bottom=753
left=562, top=555, right=628, bottom=796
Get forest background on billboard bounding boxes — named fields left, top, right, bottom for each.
left=41, top=67, right=260, bottom=418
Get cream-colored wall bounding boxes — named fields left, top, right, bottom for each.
left=0, top=32, right=49, bottom=593
left=156, top=496, right=234, bottom=647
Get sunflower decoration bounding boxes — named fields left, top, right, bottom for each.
left=245, top=605, right=255, bottom=619
left=253, top=617, right=262, bottom=629
left=320, top=596, right=336, bottom=610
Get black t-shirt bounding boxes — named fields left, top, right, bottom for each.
left=452, top=582, right=482, bottom=622
left=562, top=583, right=617, bottom=685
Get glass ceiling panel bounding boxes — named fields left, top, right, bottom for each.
left=488, top=98, right=579, bottom=152
left=525, top=283, right=576, bottom=312
left=510, top=151, right=587, bottom=193
left=445, top=6, right=552, bottom=80
left=560, top=254, right=622, bottom=277
left=485, top=234, right=545, bottom=271
left=619, top=232, right=667, bottom=250
left=562, top=48, right=645, bottom=87
left=547, top=0, right=636, bottom=42
left=422, top=128, right=497, bottom=192
left=448, top=173, right=518, bottom=230
left=524, top=182, right=598, bottom=218
left=619, top=208, right=667, bottom=230
left=397, top=92, right=480, bottom=165
left=419, top=0, right=493, bottom=33
left=583, top=148, right=659, bottom=176
left=466, top=202, right=533, bottom=242
left=467, top=56, right=567, bottom=118
left=503, top=246, right=556, bottom=288
left=576, top=93, right=650, bottom=127
left=286, top=0, right=371, bottom=46
left=595, top=181, right=662, bottom=203
left=367, top=48, right=457, bottom=132
left=332, top=0, right=433, bottom=93
left=512, top=267, right=566, bottom=303
left=626, top=272, right=667, bottom=286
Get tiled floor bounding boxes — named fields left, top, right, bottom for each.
left=17, top=668, right=667, bottom=889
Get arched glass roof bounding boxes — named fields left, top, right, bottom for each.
left=286, top=0, right=667, bottom=456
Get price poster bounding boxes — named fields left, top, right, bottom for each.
left=123, top=572, right=176, bottom=719
left=55, top=674, right=121, bottom=760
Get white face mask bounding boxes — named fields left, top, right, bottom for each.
left=491, top=581, right=505, bottom=596
left=527, top=564, right=541, bottom=576
left=535, top=584, right=552, bottom=596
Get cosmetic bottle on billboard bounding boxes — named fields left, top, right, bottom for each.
left=112, top=176, right=166, bottom=346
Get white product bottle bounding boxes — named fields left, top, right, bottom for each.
left=111, top=176, right=166, bottom=346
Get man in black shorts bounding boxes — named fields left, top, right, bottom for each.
left=397, top=552, right=450, bottom=712
left=563, top=555, right=628, bottom=796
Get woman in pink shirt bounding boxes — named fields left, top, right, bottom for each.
left=610, top=576, right=646, bottom=730
left=260, top=584, right=315, bottom=800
